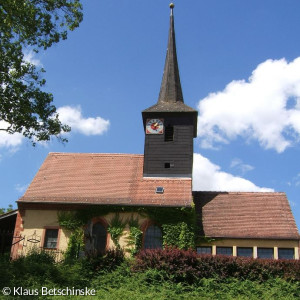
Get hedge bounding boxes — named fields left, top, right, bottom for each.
left=133, top=248, right=300, bottom=283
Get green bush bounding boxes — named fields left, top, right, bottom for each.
left=91, top=267, right=300, bottom=300
left=1, top=248, right=299, bottom=300
left=133, top=248, right=300, bottom=283
left=90, top=248, right=125, bottom=274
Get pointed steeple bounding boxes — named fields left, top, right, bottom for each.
left=143, top=3, right=197, bottom=113
left=158, top=3, right=184, bottom=104
left=142, top=3, right=198, bottom=178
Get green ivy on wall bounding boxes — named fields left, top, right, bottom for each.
left=64, top=228, right=84, bottom=260
left=58, top=211, right=85, bottom=260
left=58, top=205, right=196, bottom=257
left=107, top=214, right=126, bottom=250
left=126, top=215, right=143, bottom=257
left=162, top=222, right=195, bottom=250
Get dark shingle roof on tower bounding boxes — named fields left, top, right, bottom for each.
left=143, top=4, right=197, bottom=114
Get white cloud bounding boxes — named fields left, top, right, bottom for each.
left=230, top=158, right=254, bottom=175
left=23, top=50, right=42, bottom=67
left=0, top=121, right=24, bottom=149
left=0, top=106, right=110, bottom=151
left=57, top=106, right=110, bottom=136
left=197, top=57, right=300, bottom=153
left=192, top=153, right=273, bottom=192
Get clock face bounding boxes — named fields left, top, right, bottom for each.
left=146, top=119, right=164, bottom=134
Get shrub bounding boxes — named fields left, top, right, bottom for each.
left=133, top=248, right=300, bottom=283
left=133, top=247, right=200, bottom=283
left=90, top=248, right=125, bottom=274
left=6, top=249, right=60, bottom=289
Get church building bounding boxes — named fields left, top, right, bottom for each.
left=12, top=4, right=299, bottom=260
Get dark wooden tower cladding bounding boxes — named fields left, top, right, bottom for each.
left=142, top=4, right=198, bottom=178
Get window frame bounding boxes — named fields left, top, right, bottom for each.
left=216, top=246, right=233, bottom=256
left=90, top=217, right=109, bottom=254
left=237, top=247, right=253, bottom=258
left=257, top=247, right=274, bottom=259
left=142, top=221, right=163, bottom=250
left=197, top=246, right=212, bottom=255
left=278, top=248, right=294, bottom=260
left=42, top=227, right=60, bottom=250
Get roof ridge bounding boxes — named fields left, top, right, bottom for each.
left=48, top=152, right=144, bottom=157
left=192, top=191, right=284, bottom=194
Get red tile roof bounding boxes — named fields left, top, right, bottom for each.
left=193, top=192, right=300, bottom=240
left=19, top=153, right=192, bottom=207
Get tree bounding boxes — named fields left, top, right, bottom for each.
left=0, top=0, right=83, bottom=144
left=0, top=204, right=14, bottom=215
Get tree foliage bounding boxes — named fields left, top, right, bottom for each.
left=0, top=204, right=14, bottom=215
left=0, top=0, right=83, bottom=144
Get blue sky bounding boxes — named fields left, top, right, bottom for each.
left=1, top=0, right=300, bottom=229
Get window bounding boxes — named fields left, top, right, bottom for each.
left=43, top=229, right=59, bottom=249
left=216, top=247, right=233, bottom=256
left=237, top=247, right=253, bottom=258
left=164, top=162, right=174, bottom=169
left=155, top=186, right=164, bottom=194
left=144, top=225, right=162, bottom=249
left=197, top=246, right=212, bottom=255
left=278, top=248, right=294, bottom=259
left=257, top=248, right=273, bottom=259
left=164, top=126, right=174, bottom=142
left=92, top=222, right=107, bottom=253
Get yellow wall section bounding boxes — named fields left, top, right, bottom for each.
left=20, top=210, right=148, bottom=254
left=20, top=210, right=299, bottom=260
left=20, top=210, right=70, bottom=254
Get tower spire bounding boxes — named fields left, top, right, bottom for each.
left=158, top=3, right=184, bottom=104
left=142, top=3, right=198, bottom=178
left=143, top=3, right=197, bottom=113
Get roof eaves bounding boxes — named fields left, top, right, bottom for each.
left=0, top=209, right=18, bottom=220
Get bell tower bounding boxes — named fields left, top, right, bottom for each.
left=142, top=3, right=198, bottom=178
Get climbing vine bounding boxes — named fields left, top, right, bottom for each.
left=107, top=214, right=126, bottom=250
left=58, top=205, right=196, bottom=256
left=57, top=211, right=85, bottom=259
left=126, top=215, right=143, bottom=257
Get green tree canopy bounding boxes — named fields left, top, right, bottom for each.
left=0, top=0, right=83, bottom=144
left=0, top=204, right=14, bottom=215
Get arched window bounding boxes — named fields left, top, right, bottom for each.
left=144, top=225, right=162, bottom=249
left=92, top=222, right=107, bottom=253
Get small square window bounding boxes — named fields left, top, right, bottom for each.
left=44, top=229, right=58, bottom=249
left=164, top=162, right=174, bottom=169
left=155, top=187, right=164, bottom=194
left=216, top=247, right=233, bottom=256
left=197, top=246, right=212, bottom=255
